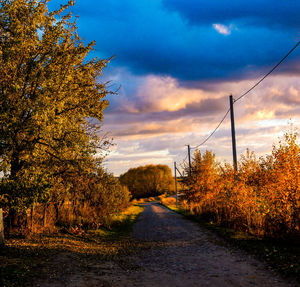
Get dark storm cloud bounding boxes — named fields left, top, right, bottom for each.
left=162, top=0, right=300, bottom=29
left=50, top=0, right=300, bottom=82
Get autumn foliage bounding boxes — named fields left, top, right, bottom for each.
left=182, top=132, right=300, bottom=238
left=120, top=164, right=173, bottom=199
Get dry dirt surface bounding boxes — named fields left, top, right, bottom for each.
left=36, top=203, right=299, bottom=287
left=98, top=203, right=298, bottom=287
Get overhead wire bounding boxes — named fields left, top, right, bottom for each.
left=179, top=161, right=187, bottom=172
left=190, top=40, right=300, bottom=150
left=177, top=154, right=188, bottom=172
left=234, top=40, right=300, bottom=103
left=174, top=152, right=187, bottom=171
left=191, top=108, right=230, bottom=149
left=182, top=153, right=188, bottom=163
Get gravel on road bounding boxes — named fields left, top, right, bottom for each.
left=34, top=202, right=298, bottom=287
left=101, top=202, right=298, bottom=287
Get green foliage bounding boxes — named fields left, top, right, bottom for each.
left=67, top=169, right=131, bottom=227
left=120, top=164, right=173, bottom=199
left=0, top=0, right=110, bottom=213
left=0, top=0, right=130, bottom=234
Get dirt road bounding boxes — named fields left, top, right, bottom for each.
left=99, top=202, right=298, bottom=287
left=35, top=202, right=298, bottom=287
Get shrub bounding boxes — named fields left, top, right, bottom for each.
left=182, top=132, right=300, bottom=238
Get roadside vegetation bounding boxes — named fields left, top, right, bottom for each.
left=182, top=131, right=299, bottom=239
left=0, top=204, right=144, bottom=287
left=161, top=131, right=299, bottom=280
left=0, top=2, right=138, bottom=286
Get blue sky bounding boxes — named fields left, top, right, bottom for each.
left=50, top=0, right=300, bottom=175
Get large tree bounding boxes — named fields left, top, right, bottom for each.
left=0, top=0, right=110, bottom=216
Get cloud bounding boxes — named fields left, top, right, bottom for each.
left=105, top=73, right=227, bottom=114
left=104, top=120, right=297, bottom=176
left=50, top=0, right=300, bottom=82
left=46, top=0, right=300, bottom=176
left=102, top=73, right=300, bottom=152
left=162, top=0, right=300, bottom=29
left=213, top=24, right=232, bottom=35
left=111, top=71, right=299, bottom=110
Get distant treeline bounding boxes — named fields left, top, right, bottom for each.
left=120, top=164, right=173, bottom=199
left=182, top=132, right=299, bottom=238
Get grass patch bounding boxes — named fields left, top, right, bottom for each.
left=162, top=202, right=300, bottom=282
left=0, top=204, right=144, bottom=287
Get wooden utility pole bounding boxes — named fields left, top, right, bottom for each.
left=229, top=95, right=238, bottom=171
left=174, top=162, right=178, bottom=207
left=187, top=144, right=192, bottom=176
left=0, top=208, right=4, bottom=245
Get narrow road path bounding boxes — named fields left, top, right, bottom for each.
left=103, top=202, right=297, bottom=287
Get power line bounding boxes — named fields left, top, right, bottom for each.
left=174, top=152, right=187, bottom=171
left=182, top=153, right=188, bottom=163
left=235, top=40, right=300, bottom=103
left=191, top=108, right=230, bottom=149
left=179, top=161, right=186, bottom=171
left=190, top=40, right=300, bottom=149
left=177, top=154, right=188, bottom=170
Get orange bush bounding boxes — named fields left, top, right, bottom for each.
left=182, top=132, right=300, bottom=238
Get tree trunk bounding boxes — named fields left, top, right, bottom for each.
left=42, top=204, right=47, bottom=228
left=0, top=209, right=4, bottom=245
left=30, top=206, right=34, bottom=233
left=7, top=208, right=16, bottom=235
left=54, top=203, right=59, bottom=224
left=10, top=151, right=22, bottom=178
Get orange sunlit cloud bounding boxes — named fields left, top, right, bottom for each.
left=103, top=72, right=300, bottom=175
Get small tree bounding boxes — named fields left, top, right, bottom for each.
left=183, top=150, right=219, bottom=216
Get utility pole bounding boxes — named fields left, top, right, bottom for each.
left=229, top=95, right=238, bottom=171
left=174, top=162, right=178, bottom=207
left=187, top=145, right=192, bottom=176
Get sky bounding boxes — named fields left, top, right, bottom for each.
left=50, top=0, right=300, bottom=176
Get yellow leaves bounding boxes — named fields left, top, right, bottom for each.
left=183, top=131, right=300, bottom=237
left=0, top=0, right=111, bottom=213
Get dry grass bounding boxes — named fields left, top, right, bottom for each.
left=160, top=197, right=176, bottom=206
left=161, top=201, right=300, bottom=281
left=0, top=205, right=145, bottom=287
